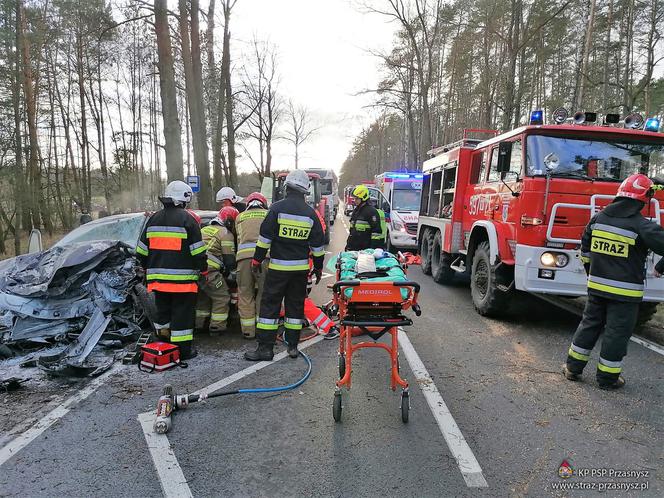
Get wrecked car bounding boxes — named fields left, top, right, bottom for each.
left=0, top=211, right=216, bottom=377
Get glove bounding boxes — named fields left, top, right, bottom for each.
left=199, top=270, right=209, bottom=286
left=225, top=270, right=237, bottom=287
left=251, top=259, right=262, bottom=274
left=311, top=268, right=322, bottom=285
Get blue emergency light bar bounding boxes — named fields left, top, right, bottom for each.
left=385, top=173, right=423, bottom=180
left=530, top=110, right=544, bottom=125
left=644, top=117, right=661, bottom=132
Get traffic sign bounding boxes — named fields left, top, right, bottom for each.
left=186, top=175, right=200, bottom=193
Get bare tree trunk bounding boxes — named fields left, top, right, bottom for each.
left=18, top=0, right=41, bottom=230
left=577, top=0, right=597, bottom=108
left=222, top=0, right=238, bottom=187
left=185, top=0, right=213, bottom=207
left=154, top=0, right=184, bottom=181
left=11, top=3, right=24, bottom=252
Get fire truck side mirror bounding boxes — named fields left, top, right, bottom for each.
left=496, top=141, right=513, bottom=174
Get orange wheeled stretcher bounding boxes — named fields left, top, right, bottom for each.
left=330, top=277, right=421, bottom=423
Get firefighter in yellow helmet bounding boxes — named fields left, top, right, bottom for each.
left=346, top=184, right=382, bottom=251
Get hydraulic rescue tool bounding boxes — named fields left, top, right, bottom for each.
left=152, top=347, right=313, bottom=434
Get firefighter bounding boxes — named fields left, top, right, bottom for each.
left=564, top=173, right=664, bottom=389
left=371, top=200, right=388, bottom=249
left=235, top=192, right=269, bottom=339
left=346, top=184, right=382, bottom=251
left=216, top=186, right=245, bottom=212
left=195, top=206, right=238, bottom=334
left=245, top=170, right=325, bottom=361
left=136, top=181, right=206, bottom=360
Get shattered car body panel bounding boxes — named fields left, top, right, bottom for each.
left=0, top=237, right=154, bottom=376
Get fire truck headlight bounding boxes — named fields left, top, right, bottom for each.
left=540, top=252, right=556, bottom=267
left=555, top=254, right=569, bottom=267
left=540, top=252, right=569, bottom=267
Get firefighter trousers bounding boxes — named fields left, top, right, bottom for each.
left=153, top=291, right=196, bottom=345
left=256, top=269, right=308, bottom=346
left=236, top=259, right=267, bottom=339
left=566, top=294, right=639, bottom=385
left=304, top=297, right=333, bottom=334
left=195, top=272, right=230, bottom=331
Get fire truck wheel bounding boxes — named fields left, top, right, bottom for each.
left=420, top=230, right=433, bottom=275
left=470, top=241, right=509, bottom=316
left=431, top=231, right=455, bottom=284
left=636, top=302, right=658, bottom=330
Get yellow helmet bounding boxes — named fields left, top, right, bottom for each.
left=351, top=184, right=370, bottom=202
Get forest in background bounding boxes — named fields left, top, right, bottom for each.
left=340, top=0, right=664, bottom=188
left=0, top=0, right=317, bottom=255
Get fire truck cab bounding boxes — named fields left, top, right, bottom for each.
left=418, top=118, right=664, bottom=316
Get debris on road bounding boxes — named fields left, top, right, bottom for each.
left=0, top=241, right=155, bottom=376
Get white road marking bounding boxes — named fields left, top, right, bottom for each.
left=0, top=366, right=117, bottom=467
left=321, top=272, right=334, bottom=280
left=138, top=335, right=325, bottom=495
left=399, top=330, right=488, bottom=488
left=341, top=216, right=349, bottom=234
left=138, top=412, right=193, bottom=498
left=630, top=335, right=664, bottom=356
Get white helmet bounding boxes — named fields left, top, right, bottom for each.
left=216, top=186, right=241, bottom=203
left=284, top=170, right=310, bottom=194
left=163, top=180, right=193, bottom=206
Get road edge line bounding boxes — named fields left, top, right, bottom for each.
left=0, top=366, right=117, bottom=467
left=630, top=334, right=664, bottom=356
left=398, top=329, right=489, bottom=488
left=138, top=412, right=193, bottom=498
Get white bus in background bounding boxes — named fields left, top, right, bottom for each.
left=305, top=168, right=339, bottom=225
left=374, top=172, right=423, bottom=252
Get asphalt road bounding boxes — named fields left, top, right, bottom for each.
left=1, top=215, right=663, bottom=497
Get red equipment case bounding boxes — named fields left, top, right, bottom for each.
left=139, top=342, right=182, bottom=372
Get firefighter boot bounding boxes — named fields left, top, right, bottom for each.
left=598, top=376, right=626, bottom=390
left=285, top=329, right=301, bottom=359
left=179, top=341, right=198, bottom=360
left=244, top=330, right=276, bottom=361
left=562, top=364, right=581, bottom=381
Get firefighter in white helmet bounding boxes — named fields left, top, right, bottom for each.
left=136, top=180, right=207, bottom=360
left=245, top=170, right=325, bottom=361
left=216, top=186, right=245, bottom=212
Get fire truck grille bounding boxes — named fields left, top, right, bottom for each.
left=406, top=223, right=418, bottom=235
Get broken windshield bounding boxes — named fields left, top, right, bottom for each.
left=526, top=134, right=664, bottom=181
left=55, top=214, right=146, bottom=249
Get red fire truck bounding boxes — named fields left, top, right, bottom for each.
left=417, top=111, right=664, bottom=318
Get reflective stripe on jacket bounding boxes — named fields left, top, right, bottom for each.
left=581, top=198, right=664, bottom=302
left=137, top=205, right=207, bottom=293
left=236, top=208, right=268, bottom=261
left=253, top=191, right=325, bottom=271
left=347, top=202, right=381, bottom=251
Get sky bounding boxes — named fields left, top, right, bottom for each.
left=229, top=0, right=397, bottom=174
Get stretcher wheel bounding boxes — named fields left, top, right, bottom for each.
left=338, top=354, right=346, bottom=379
left=401, top=391, right=409, bottom=423
left=333, top=392, right=342, bottom=422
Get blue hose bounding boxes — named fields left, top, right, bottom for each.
left=238, top=349, right=313, bottom=394
left=197, top=348, right=314, bottom=401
